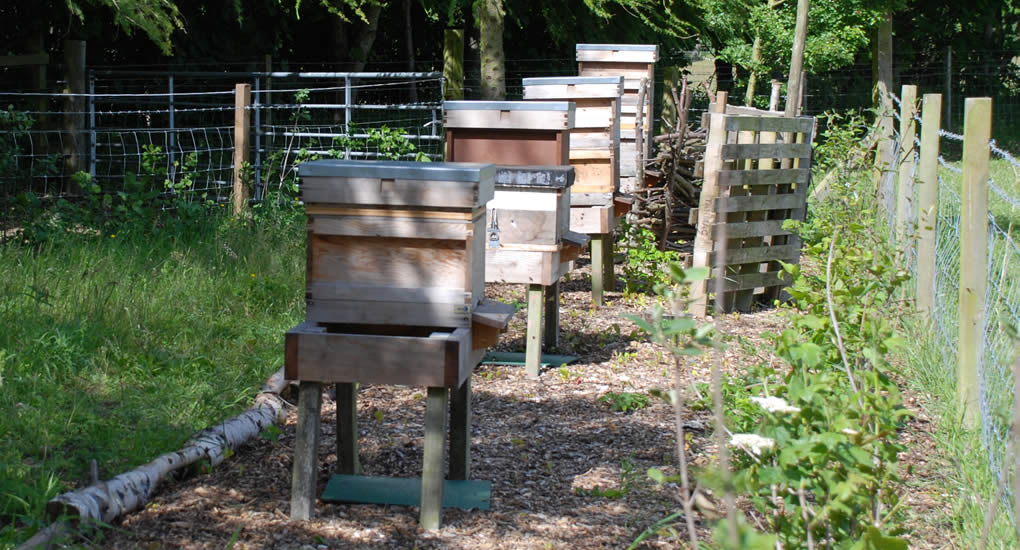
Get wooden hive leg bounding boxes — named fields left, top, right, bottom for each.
left=590, top=234, right=606, bottom=307
left=290, top=381, right=323, bottom=520
left=449, top=377, right=472, bottom=480
left=335, top=382, right=360, bottom=475
left=525, top=283, right=545, bottom=378
left=420, top=386, right=450, bottom=530
left=543, top=281, right=560, bottom=350
left=603, top=231, right=616, bottom=293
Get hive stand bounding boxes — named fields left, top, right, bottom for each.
left=284, top=160, right=514, bottom=530
left=444, top=101, right=588, bottom=377
left=522, top=76, right=625, bottom=307
left=576, top=44, right=659, bottom=195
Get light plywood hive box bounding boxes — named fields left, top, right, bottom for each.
left=576, top=44, right=658, bottom=193
left=285, top=160, right=513, bottom=389
left=486, top=165, right=588, bottom=286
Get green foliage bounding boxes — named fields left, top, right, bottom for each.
left=619, top=220, right=683, bottom=296
left=712, top=168, right=912, bottom=547
left=331, top=124, right=432, bottom=162
left=599, top=391, right=651, bottom=413
left=64, top=0, right=184, bottom=55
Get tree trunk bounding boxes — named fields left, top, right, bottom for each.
left=872, top=12, right=895, bottom=220
left=744, top=35, right=762, bottom=106
left=62, top=39, right=86, bottom=194
left=783, top=0, right=809, bottom=118
left=350, top=4, right=383, bottom=73
left=45, top=368, right=289, bottom=525
left=477, top=0, right=505, bottom=100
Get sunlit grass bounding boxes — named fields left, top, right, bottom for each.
left=0, top=215, right=305, bottom=546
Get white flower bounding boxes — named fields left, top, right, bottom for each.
left=751, top=396, right=801, bottom=414
left=841, top=428, right=859, bottom=436
left=729, top=433, right=776, bottom=456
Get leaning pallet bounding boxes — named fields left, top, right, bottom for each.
left=522, top=76, right=627, bottom=307
left=576, top=43, right=658, bottom=194
left=689, top=110, right=815, bottom=316
left=285, top=160, right=514, bottom=530
left=443, top=101, right=588, bottom=377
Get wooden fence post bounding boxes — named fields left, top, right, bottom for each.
left=896, top=85, right=918, bottom=245
left=958, top=97, right=992, bottom=429
left=63, top=40, right=86, bottom=193
left=233, top=83, right=251, bottom=215
left=915, top=93, right=942, bottom=315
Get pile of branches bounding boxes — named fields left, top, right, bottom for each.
left=630, top=77, right=707, bottom=253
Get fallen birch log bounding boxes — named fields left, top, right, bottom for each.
left=20, top=366, right=290, bottom=549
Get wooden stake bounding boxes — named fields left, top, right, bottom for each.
left=290, top=382, right=322, bottom=520
left=873, top=13, right=895, bottom=223
left=783, top=0, right=810, bottom=119
left=420, top=387, right=449, bottom=530
left=526, top=283, right=545, bottom=378
left=233, top=83, right=252, bottom=215
left=916, top=94, right=942, bottom=315
left=335, top=382, right=360, bottom=474
left=896, top=85, right=919, bottom=245
left=449, top=378, right=471, bottom=480
left=958, top=97, right=992, bottom=429
left=591, top=235, right=606, bottom=307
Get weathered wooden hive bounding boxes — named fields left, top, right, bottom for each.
left=285, top=159, right=509, bottom=389
left=522, top=76, right=624, bottom=235
left=576, top=44, right=659, bottom=193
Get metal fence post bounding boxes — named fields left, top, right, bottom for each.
left=254, top=75, right=262, bottom=201
left=344, top=76, right=352, bottom=160
left=915, top=93, right=942, bottom=315
left=958, top=96, right=992, bottom=429
left=168, top=74, right=176, bottom=186
left=88, top=71, right=96, bottom=181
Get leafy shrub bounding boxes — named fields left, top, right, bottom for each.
left=599, top=391, right=651, bottom=413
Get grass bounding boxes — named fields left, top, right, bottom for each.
left=899, top=322, right=1018, bottom=548
left=0, top=213, right=306, bottom=547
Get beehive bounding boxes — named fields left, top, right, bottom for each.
left=486, top=165, right=584, bottom=286
left=522, top=76, right=622, bottom=196
left=285, top=160, right=505, bottom=389
left=577, top=44, right=659, bottom=192
left=444, top=100, right=574, bottom=166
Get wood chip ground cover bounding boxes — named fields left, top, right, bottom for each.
left=87, top=261, right=947, bottom=549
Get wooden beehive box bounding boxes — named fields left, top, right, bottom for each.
left=285, top=160, right=507, bottom=389
left=577, top=44, right=658, bottom=193
left=486, top=165, right=584, bottom=286
left=444, top=100, right=574, bottom=165
left=522, top=76, right=623, bottom=197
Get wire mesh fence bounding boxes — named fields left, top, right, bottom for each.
left=887, top=94, right=1020, bottom=518
left=0, top=70, right=443, bottom=240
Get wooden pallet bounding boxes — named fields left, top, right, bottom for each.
left=690, top=112, right=815, bottom=316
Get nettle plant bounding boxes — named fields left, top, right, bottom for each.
left=618, top=219, right=683, bottom=296
left=721, top=194, right=913, bottom=548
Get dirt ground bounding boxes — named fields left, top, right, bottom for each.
left=84, top=260, right=949, bottom=549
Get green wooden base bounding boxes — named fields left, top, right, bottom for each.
left=322, top=475, right=492, bottom=510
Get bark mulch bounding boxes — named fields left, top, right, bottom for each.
left=86, top=261, right=949, bottom=549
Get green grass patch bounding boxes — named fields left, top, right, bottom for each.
left=0, top=214, right=306, bottom=546
left=899, top=322, right=1018, bottom=549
